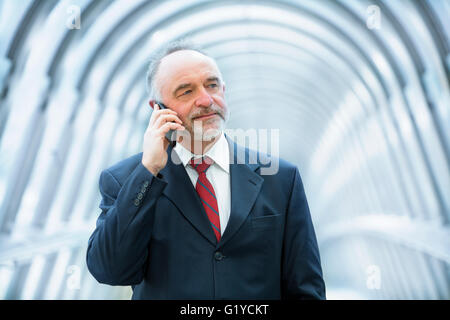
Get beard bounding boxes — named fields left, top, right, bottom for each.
left=187, top=104, right=229, bottom=141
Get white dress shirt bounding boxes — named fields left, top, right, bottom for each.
left=173, top=132, right=231, bottom=235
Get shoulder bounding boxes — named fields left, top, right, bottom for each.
left=242, top=146, right=303, bottom=203
left=236, top=142, right=298, bottom=178
left=101, top=152, right=143, bottom=186
left=226, top=134, right=297, bottom=173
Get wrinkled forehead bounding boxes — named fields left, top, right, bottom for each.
left=156, top=50, right=223, bottom=87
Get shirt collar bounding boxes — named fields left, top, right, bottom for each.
left=174, top=132, right=230, bottom=173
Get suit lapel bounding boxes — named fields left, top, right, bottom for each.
left=218, top=135, right=263, bottom=249
left=161, top=144, right=217, bottom=246
left=160, top=137, right=264, bottom=249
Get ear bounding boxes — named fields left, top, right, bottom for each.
left=149, top=100, right=155, bottom=109
left=222, top=82, right=226, bottom=93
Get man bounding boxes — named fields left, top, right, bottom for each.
left=86, top=41, right=325, bottom=299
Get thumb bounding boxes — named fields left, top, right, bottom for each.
left=163, top=137, right=170, bottom=150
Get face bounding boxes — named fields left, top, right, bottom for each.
left=154, top=50, right=229, bottom=141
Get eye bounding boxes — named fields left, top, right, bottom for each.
left=207, top=83, right=218, bottom=88
left=181, top=89, right=192, bottom=96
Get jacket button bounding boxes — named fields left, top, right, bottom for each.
left=143, top=181, right=149, bottom=188
left=214, top=251, right=224, bottom=261
left=134, top=199, right=140, bottom=206
left=137, top=193, right=143, bottom=200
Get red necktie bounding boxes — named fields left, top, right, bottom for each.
left=190, top=156, right=221, bottom=242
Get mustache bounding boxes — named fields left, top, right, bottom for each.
left=190, top=106, right=224, bottom=120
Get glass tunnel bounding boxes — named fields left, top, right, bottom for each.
left=0, top=0, right=449, bottom=300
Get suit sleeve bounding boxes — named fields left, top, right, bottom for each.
left=86, top=162, right=167, bottom=285
left=281, top=167, right=326, bottom=299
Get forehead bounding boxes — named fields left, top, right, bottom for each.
left=156, top=50, right=221, bottom=88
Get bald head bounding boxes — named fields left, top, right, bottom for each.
left=155, top=50, right=224, bottom=101
left=146, top=41, right=222, bottom=101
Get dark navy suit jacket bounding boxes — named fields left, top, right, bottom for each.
left=86, top=136, right=325, bottom=299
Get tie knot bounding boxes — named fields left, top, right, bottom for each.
left=190, top=156, right=214, bottom=174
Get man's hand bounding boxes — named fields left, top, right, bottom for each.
left=141, top=104, right=185, bottom=176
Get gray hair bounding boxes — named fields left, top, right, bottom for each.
left=145, top=39, right=209, bottom=101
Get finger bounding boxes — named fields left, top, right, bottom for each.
left=163, top=136, right=170, bottom=150
left=167, top=114, right=183, bottom=126
left=150, top=106, right=178, bottom=126
left=158, top=122, right=185, bottom=134
left=149, top=103, right=159, bottom=126
left=154, top=114, right=183, bottom=129
left=155, top=104, right=177, bottom=115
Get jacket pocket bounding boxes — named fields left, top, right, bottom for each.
left=251, top=214, right=281, bottom=229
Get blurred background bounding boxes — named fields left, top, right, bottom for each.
left=0, top=0, right=449, bottom=300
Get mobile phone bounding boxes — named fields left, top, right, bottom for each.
left=156, top=101, right=177, bottom=142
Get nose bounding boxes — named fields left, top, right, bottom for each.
left=194, top=87, right=213, bottom=108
